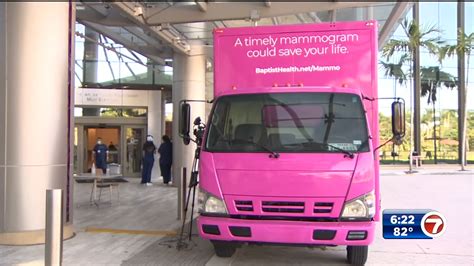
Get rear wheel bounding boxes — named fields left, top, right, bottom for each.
left=346, top=245, right=368, bottom=265
left=212, top=240, right=237, bottom=257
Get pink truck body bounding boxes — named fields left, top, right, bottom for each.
left=198, top=21, right=380, bottom=247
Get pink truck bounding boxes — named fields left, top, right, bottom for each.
left=179, top=20, right=405, bottom=265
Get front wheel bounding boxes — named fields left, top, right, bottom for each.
left=212, top=240, right=237, bottom=258
left=346, top=245, right=368, bottom=266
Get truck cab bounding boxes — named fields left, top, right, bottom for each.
left=197, top=86, right=376, bottom=264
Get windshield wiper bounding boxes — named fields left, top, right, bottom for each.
left=233, top=137, right=280, bottom=158
left=298, top=140, right=355, bottom=159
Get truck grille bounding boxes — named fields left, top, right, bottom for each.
left=228, top=197, right=342, bottom=217
left=262, top=201, right=305, bottom=213
left=235, top=200, right=253, bottom=212
left=313, top=202, right=334, bottom=213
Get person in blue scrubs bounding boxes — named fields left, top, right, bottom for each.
left=93, top=138, right=109, bottom=174
left=141, top=135, right=156, bottom=186
left=158, top=135, right=172, bottom=185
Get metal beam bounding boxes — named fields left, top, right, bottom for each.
left=212, top=21, right=227, bottom=28
left=195, top=1, right=208, bottom=12
left=99, top=34, right=117, bottom=82
left=141, top=2, right=384, bottom=25
left=77, top=30, right=146, bottom=67
left=123, top=26, right=163, bottom=48
left=110, top=2, right=191, bottom=55
left=308, top=12, right=322, bottom=23
left=74, top=71, right=83, bottom=85
left=76, top=2, right=133, bottom=27
left=124, top=62, right=138, bottom=79
left=296, top=14, right=307, bottom=24
left=378, top=2, right=412, bottom=48
left=74, top=60, right=83, bottom=70
left=78, top=20, right=167, bottom=64
left=129, top=49, right=145, bottom=65
left=271, top=16, right=280, bottom=25
left=81, top=2, right=110, bottom=17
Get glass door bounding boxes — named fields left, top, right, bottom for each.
left=74, top=126, right=84, bottom=174
left=123, top=126, right=146, bottom=177
left=82, top=126, right=121, bottom=173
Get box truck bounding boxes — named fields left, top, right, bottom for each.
left=179, top=20, right=405, bottom=265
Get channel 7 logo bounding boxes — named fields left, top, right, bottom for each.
left=420, top=211, right=446, bottom=238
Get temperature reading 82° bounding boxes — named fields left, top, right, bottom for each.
left=393, top=226, right=414, bottom=236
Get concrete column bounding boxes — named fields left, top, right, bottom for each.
left=172, top=47, right=206, bottom=219
left=0, top=2, right=75, bottom=244
left=147, top=90, right=162, bottom=179
left=82, top=27, right=100, bottom=117
left=83, top=27, right=99, bottom=84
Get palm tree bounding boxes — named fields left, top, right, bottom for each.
left=381, top=18, right=443, bottom=171
left=383, top=19, right=442, bottom=62
left=420, top=66, right=457, bottom=163
left=379, top=53, right=409, bottom=94
left=420, top=66, right=457, bottom=104
left=439, top=30, right=474, bottom=170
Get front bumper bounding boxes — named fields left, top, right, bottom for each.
left=198, top=216, right=375, bottom=246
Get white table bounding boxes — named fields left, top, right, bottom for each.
left=74, top=173, right=122, bottom=206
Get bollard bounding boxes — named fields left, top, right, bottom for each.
left=45, top=189, right=63, bottom=266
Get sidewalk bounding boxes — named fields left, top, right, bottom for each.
left=380, top=163, right=473, bottom=176
left=1, top=170, right=472, bottom=265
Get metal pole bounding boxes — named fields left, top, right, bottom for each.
left=178, top=167, right=187, bottom=220
left=182, top=167, right=187, bottom=221
left=433, top=103, right=438, bottom=164
left=45, top=189, right=63, bottom=266
left=457, top=1, right=467, bottom=168
left=413, top=2, right=422, bottom=156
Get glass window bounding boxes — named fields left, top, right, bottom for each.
left=74, top=107, right=147, bottom=118
left=205, top=93, right=369, bottom=153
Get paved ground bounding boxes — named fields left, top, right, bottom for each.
left=0, top=166, right=472, bottom=265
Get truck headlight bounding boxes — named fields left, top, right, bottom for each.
left=341, top=191, right=375, bottom=219
left=198, top=188, right=228, bottom=215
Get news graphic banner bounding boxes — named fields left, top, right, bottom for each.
left=214, top=25, right=375, bottom=93
left=382, top=209, right=447, bottom=239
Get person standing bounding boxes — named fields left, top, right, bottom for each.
left=141, top=135, right=156, bottom=186
left=158, top=135, right=173, bottom=185
left=92, top=137, right=108, bottom=174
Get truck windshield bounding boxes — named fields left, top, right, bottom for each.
left=205, top=93, right=369, bottom=153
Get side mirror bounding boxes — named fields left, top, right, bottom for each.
left=391, top=100, right=406, bottom=138
left=179, top=102, right=191, bottom=145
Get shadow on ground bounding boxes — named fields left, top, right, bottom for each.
left=121, top=220, right=214, bottom=265
left=122, top=219, right=350, bottom=266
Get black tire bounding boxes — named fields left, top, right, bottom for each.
left=346, top=245, right=368, bottom=266
left=212, top=241, right=237, bottom=258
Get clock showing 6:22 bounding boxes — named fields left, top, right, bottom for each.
left=382, top=209, right=447, bottom=239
